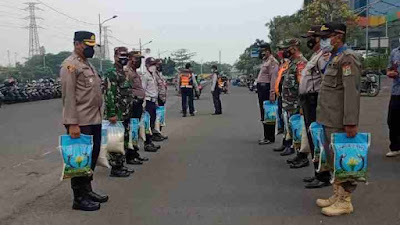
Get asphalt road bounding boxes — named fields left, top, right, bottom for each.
left=1, top=79, right=400, bottom=225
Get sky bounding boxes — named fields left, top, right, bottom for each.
left=0, top=0, right=303, bottom=66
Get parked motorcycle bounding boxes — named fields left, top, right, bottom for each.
left=361, top=74, right=379, bottom=97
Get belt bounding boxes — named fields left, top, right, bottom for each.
left=146, top=97, right=157, bottom=102
left=133, top=96, right=144, bottom=100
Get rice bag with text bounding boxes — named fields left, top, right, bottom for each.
left=263, top=101, right=278, bottom=125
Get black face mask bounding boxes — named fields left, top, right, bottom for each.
left=134, top=60, right=142, bottom=69
left=283, top=49, right=291, bottom=59
left=157, top=65, right=163, bottom=72
left=83, top=46, right=95, bottom=58
left=118, top=58, right=128, bottom=66
left=307, top=38, right=317, bottom=50
left=259, top=52, right=266, bottom=60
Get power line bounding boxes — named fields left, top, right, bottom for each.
left=35, top=0, right=97, bottom=26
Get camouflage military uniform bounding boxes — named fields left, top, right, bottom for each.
left=103, top=66, right=136, bottom=168
left=281, top=56, right=307, bottom=142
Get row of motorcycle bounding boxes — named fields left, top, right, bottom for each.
left=0, top=79, right=62, bottom=107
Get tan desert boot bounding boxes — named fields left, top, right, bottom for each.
left=321, top=186, right=354, bottom=216
left=316, top=184, right=338, bottom=208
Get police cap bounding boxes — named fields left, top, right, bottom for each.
left=128, top=51, right=144, bottom=59
left=316, top=23, right=346, bottom=37
left=301, top=25, right=322, bottom=38
left=74, top=31, right=96, bottom=47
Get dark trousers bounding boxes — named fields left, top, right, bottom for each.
left=301, top=93, right=330, bottom=182
left=66, top=124, right=101, bottom=190
left=257, top=83, right=275, bottom=142
left=277, top=96, right=284, bottom=131
left=145, top=100, right=157, bottom=144
left=388, top=95, right=400, bottom=151
left=181, top=87, right=194, bottom=114
left=212, top=88, right=222, bottom=114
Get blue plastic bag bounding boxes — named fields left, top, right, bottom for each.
left=60, top=134, right=93, bottom=179
left=129, top=118, right=140, bottom=148
left=155, top=106, right=166, bottom=132
left=289, top=114, right=304, bottom=148
left=309, top=122, right=329, bottom=172
left=140, top=112, right=152, bottom=141
left=332, top=133, right=371, bottom=183
left=263, top=101, right=278, bottom=125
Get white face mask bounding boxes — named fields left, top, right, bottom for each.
left=149, top=65, right=157, bottom=73
left=320, top=38, right=333, bottom=52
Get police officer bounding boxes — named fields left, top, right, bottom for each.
left=386, top=41, right=400, bottom=157
left=103, top=47, right=137, bottom=178
left=290, top=26, right=332, bottom=189
left=211, top=65, right=222, bottom=115
left=124, top=51, right=152, bottom=162
left=178, top=63, right=198, bottom=117
left=315, top=23, right=361, bottom=216
left=60, top=31, right=108, bottom=211
left=142, top=57, right=161, bottom=152
left=152, top=59, right=168, bottom=140
left=256, top=43, right=279, bottom=145
left=273, top=39, right=307, bottom=156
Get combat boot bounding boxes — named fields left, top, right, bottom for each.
left=316, top=184, right=339, bottom=208
left=126, top=149, right=143, bottom=165
left=85, top=182, right=108, bottom=203
left=321, top=186, right=354, bottom=216
left=280, top=146, right=295, bottom=156
left=110, top=167, right=131, bottom=177
left=72, top=189, right=100, bottom=211
left=145, top=144, right=159, bottom=152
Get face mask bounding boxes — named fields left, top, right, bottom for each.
left=283, top=49, right=291, bottom=59
left=118, top=58, right=128, bottom=66
left=149, top=65, right=157, bottom=73
left=134, top=60, right=142, bottom=69
left=157, top=65, right=163, bottom=72
left=307, top=38, right=317, bottom=50
left=320, top=38, right=333, bottom=52
left=83, top=46, right=95, bottom=58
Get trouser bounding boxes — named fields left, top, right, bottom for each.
left=257, top=83, right=275, bottom=142
left=300, top=93, right=330, bottom=182
left=212, top=88, right=222, bottom=114
left=324, top=126, right=357, bottom=193
left=66, top=125, right=101, bottom=192
left=181, top=87, right=194, bottom=115
left=277, top=96, right=284, bottom=130
left=157, top=99, right=165, bottom=133
left=388, top=95, right=400, bottom=151
left=145, top=100, right=157, bottom=145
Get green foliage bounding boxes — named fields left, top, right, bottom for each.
left=363, top=54, right=389, bottom=71
left=171, top=49, right=196, bottom=69
left=160, top=57, right=176, bottom=77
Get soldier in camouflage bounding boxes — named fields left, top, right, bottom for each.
left=103, top=47, right=137, bottom=178
left=274, top=39, right=307, bottom=157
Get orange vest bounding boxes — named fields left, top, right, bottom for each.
left=218, top=77, right=224, bottom=88
left=180, top=73, right=193, bottom=88
left=275, top=61, right=289, bottom=96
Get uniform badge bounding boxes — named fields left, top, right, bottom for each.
left=89, top=78, right=93, bottom=83
left=342, top=63, right=352, bottom=76
left=66, top=64, right=76, bottom=73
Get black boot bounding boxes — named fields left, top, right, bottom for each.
left=72, top=188, right=100, bottom=211
left=110, top=167, right=131, bottom=177
left=290, top=158, right=310, bottom=169
left=287, top=152, right=308, bottom=164
left=126, top=149, right=143, bottom=165
left=274, top=140, right=288, bottom=152
left=152, top=133, right=164, bottom=142
left=85, top=182, right=108, bottom=203
left=145, top=143, right=159, bottom=152
left=305, top=178, right=331, bottom=189
left=280, top=146, right=295, bottom=156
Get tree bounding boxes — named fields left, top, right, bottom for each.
left=234, top=40, right=265, bottom=76
left=160, top=57, right=176, bottom=77
left=171, top=49, right=196, bottom=69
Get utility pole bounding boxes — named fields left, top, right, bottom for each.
left=219, top=50, right=222, bottom=65
left=365, top=0, right=370, bottom=58
left=14, top=52, right=18, bottom=66
left=103, top=26, right=110, bottom=60
left=24, top=2, right=42, bottom=58
left=98, top=14, right=102, bottom=72
left=7, top=50, right=11, bottom=67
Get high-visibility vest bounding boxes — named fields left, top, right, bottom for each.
left=180, top=73, right=193, bottom=88
left=217, top=77, right=224, bottom=88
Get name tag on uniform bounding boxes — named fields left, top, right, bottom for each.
left=342, top=63, right=352, bottom=76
